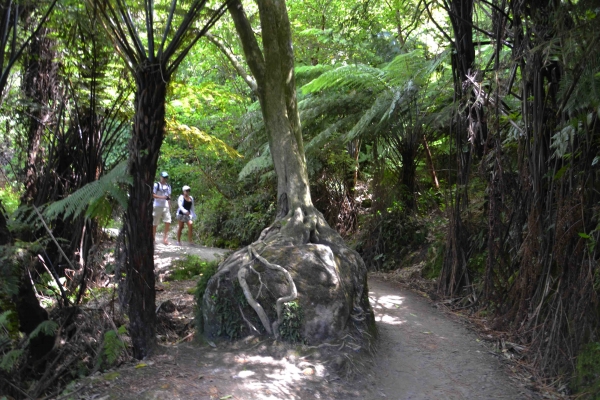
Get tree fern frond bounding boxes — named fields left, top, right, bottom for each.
left=29, top=320, right=58, bottom=339
left=295, top=64, right=334, bottom=85
left=559, top=49, right=600, bottom=115
left=238, top=145, right=272, bottom=181
left=302, top=64, right=387, bottom=93
left=344, top=90, right=397, bottom=142
left=44, top=161, right=131, bottom=221
left=102, top=329, right=125, bottom=365
left=380, top=83, right=419, bottom=124
left=0, top=349, right=22, bottom=372
left=305, top=119, right=349, bottom=154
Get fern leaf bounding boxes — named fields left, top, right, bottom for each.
left=0, top=349, right=23, bottom=372
left=44, top=161, right=131, bottom=221
left=238, top=147, right=273, bottom=181
left=29, top=320, right=58, bottom=339
left=302, top=64, right=387, bottom=94
left=102, top=329, right=125, bottom=365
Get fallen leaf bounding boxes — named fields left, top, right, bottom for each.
left=410, top=313, right=417, bottom=317
left=421, top=331, right=431, bottom=334
left=220, top=396, right=233, bottom=400
left=135, top=363, right=147, bottom=369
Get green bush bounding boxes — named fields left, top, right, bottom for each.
left=278, top=301, right=304, bottom=343
left=171, top=255, right=218, bottom=282
left=192, top=257, right=219, bottom=333
left=198, top=189, right=275, bottom=248
left=573, top=342, right=600, bottom=398
left=357, top=201, right=428, bottom=270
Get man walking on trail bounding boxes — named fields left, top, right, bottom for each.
left=153, top=171, right=172, bottom=245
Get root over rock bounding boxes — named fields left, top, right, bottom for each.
left=202, top=234, right=376, bottom=346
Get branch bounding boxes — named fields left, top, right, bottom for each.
left=424, top=1, right=454, bottom=46
left=205, top=33, right=257, bottom=93
left=227, top=0, right=265, bottom=86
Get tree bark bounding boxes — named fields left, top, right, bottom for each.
left=121, top=62, right=167, bottom=359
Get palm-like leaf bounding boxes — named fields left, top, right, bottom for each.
left=44, top=161, right=131, bottom=221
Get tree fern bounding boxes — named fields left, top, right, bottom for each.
left=302, top=64, right=388, bottom=93
left=44, top=160, right=131, bottom=222
left=29, top=320, right=58, bottom=339
left=238, top=144, right=272, bottom=181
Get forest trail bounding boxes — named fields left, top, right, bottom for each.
left=73, top=245, right=541, bottom=400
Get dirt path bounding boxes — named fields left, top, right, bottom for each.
left=362, top=277, right=538, bottom=399
left=72, top=246, right=541, bottom=400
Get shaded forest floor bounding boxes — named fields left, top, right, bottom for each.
left=62, top=243, right=559, bottom=400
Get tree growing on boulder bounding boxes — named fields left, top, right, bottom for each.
left=202, top=0, right=376, bottom=347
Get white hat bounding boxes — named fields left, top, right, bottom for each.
left=182, top=185, right=191, bottom=191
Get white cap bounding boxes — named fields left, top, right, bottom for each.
left=182, top=185, right=191, bottom=191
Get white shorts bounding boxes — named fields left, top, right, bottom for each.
left=153, top=206, right=171, bottom=225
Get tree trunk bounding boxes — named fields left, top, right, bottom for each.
left=202, top=0, right=375, bottom=347
left=439, top=0, right=486, bottom=297
left=121, top=63, right=167, bottom=359
left=21, top=27, right=58, bottom=205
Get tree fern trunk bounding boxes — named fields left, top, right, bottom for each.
left=122, top=62, right=167, bottom=359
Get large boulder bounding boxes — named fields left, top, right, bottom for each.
left=202, top=240, right=376, bottom=346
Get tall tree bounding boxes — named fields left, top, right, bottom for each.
left=90, top=0, right=227, bottom=358
left=201, top=0, right=375, bottom=347
left=437, top=0, right=488, bottom=297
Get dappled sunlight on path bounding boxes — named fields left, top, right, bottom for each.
left=363, top=276, right=538, bottom=399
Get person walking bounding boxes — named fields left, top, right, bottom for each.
left=176, top=185, right=196, bottom=246
left=153, top=171, right=172, bottom=245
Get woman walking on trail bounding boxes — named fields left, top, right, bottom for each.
left=176, top=185, right=196, bottom=246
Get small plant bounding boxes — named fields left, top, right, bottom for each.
left=573, top=342, right=600, bottom=397
left=193, top=259, right=219, bottom=333
left=278, top=301, right=304, bottom=343
left=97, top=325, right=127, bottom=370
left=171, top=255, right=218, bottom=281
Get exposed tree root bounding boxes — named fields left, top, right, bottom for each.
left=237, top=244, right=299, bottom=339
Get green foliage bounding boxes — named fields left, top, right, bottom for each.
left=573, top=342, right=600, bottom=397
left=44, top=161, right=131, bottom=224
left=0, top=311, right=19, bottom=342
left=193, top=259, right=219, bottom=333
left=212, top=288, right=245, bottom=340
left=198, top=190, right=276, bottom=249
left=422, top=241, right=445, bottom=280
left=357, top=200, right=428, bottom=270
left=0, top=349, right=23, bottom=372
left=278, top=301, right=304, bottom=343
left=0, top=187, right=20, bottom=215
left=29, top=320, right=58, bottom=339
left=100, top=327, right=126, bottom=367
left=171, top=255, right=218, bottom=282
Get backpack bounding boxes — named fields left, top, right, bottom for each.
left=153, top=182, right=171, bottom=197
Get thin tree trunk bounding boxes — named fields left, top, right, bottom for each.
left=423, top=135, right=439, bottom=189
